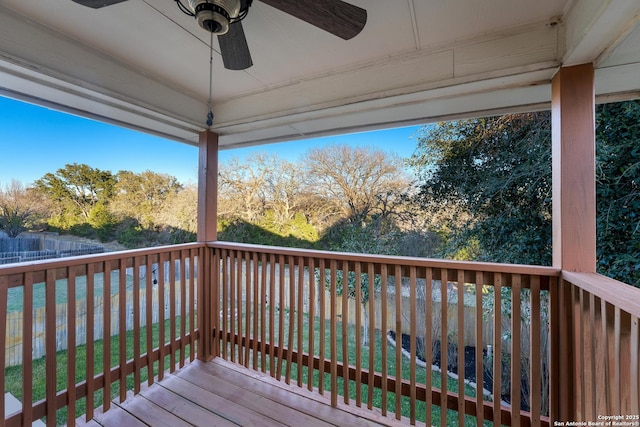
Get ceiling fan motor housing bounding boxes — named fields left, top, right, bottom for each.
left=188, top=0, right=241, bottom=34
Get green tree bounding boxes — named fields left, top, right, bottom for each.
left=34, top=163, right=116, bottom=224
left=596, top=101, right=640, bottom=285
left=111, top=170, right=183, bottom=228
left=409, top=112, right=553, bottom=265
left=409, top=101, right=640, bottom=286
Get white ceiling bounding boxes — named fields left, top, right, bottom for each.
left=1, top=0, right=639, bottom=149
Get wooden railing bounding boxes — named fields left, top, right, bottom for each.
left=2, top=241, right=638, bottom=426
left=0, top=243, right=203, bottom=426
left=552, top=272, right=640, bottom=422
left=209, top=241, right=561, bottom=427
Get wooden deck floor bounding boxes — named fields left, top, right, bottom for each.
left=78, top=358, right=410, bottom=427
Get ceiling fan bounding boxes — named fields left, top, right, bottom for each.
left=70, top=0, right=368, bottom=71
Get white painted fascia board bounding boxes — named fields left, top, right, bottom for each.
left=563, top=0, right=640, bottom=66
left=0, top=59, right=202, bottom=145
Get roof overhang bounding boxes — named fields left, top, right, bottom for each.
left=1, top=0, right=639, bottom=148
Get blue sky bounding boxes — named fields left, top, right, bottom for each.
left=0, top=96, right=422, bottom=186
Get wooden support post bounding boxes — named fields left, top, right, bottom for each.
left=552, top=63, right=596, bottom=272
left=198, top=130, right=219, bottom=242
left=197, top=130, right=219, bottom=360
left=551, top=63, right=596, bottom=422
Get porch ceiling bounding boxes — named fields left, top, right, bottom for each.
left=1, top=0, right=639, bottom=148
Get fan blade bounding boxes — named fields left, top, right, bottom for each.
left=71, top=0, right=128, bottom=8
left=260, top=0, right=366, bottom=40
left=218, top=22, right=253, bottom=70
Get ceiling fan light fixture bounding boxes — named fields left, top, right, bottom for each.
left=187, top=0, right=241, bottom=34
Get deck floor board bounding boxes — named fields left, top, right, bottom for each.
left=80, top=358, right=408, bottom=427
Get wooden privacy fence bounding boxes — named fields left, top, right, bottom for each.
left=229, top=261, right=533, bottom=356
left=0, top=236, right=104, bottom=265
left=4, top=285, right=189, bottom=367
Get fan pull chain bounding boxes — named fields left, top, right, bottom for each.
left=206, top=30, right=214, bottom=127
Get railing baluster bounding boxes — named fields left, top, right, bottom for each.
left=23, top=271, right=34, bottom=426
left=133, top=256, right=141, bottom=391
left=158, top=254, right=166, bottom=380
left=67, top=267, right=77, bottom=425
left=425, top=267, right=434, bottom=427
left=0, top=274, right=7, bottom=423
left=277, top=254, right=285, bottom=381
left=244, top=251, right=252, bottom=368
left=614, top=305, right=621, bottom=413
left=296, top=256, right=304, bottom=387
left=330, top=259, right=338, bottom=407
left=410, top=265, right=417, bottom=424
left=180, top=251, right=187, bottom=367
left=260, top=252, right=267, bottom=372
left=588, top=292, right=596, bottom=419
left=229, top=249, right=236, bottom=363
left=318, top=258, right=326, bottom=394
left=146, top=255, right=154, bottom=385
left=103, top=261, right=112, bottom=411
left=45, top=268, right=57, bottom=426
left=219, top=249, right=227, bottom=360
left=342, top=259, right=350, bottom=404
left=286, top=255, right=295, bottom=384
left=441, top=268, right=448, bottom=427
left=189, top=250, right=196, bottom=362
left=457, top=270, right=465, bottom=427
left=252, top=252, right=259, bottom=370
left=530, top=276, right=541, bottom=427
left=600, top=298, right=610, bottom=414
left=118, top=259, right=127, bottom=401
left=236, top=250, right=243, bottom=366
left=475, top=271, right=484, bottom=427
left=511, top=274, right=521, bottom=427
left=355, top=261, right=362, bottom=406
left=395, top=264, right=402, bottom=420
left=493, top=272, right=502, bottom=427
left=307, top=257, right=316, bottom=391
left=86, top=263, right=96, bottom=420
left=367, top=262, right=375, bottom=410
left=269, top=252, right=276, bottom=376
left=211, top=247, right=222, bottom=360
left=577, top=286, right=585, bottom=416
left=169, top=251, right=177, bottom=372
left=380, top=264, right=388, bottom=417
left=631, top=315, right=639, bottom=415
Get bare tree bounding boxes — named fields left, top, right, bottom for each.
left=304, top=144, right=412, bottom=225
left=0, top=180, right=49, bottom=237
left=218, top=155, right=270, bottom=222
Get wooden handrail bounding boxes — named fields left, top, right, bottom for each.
left=208, top=241, right=560, bottom=277
left=562, top=271, right=640, bottom=317
left=2, top=241, right=637, bottom=427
